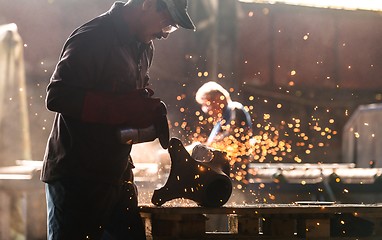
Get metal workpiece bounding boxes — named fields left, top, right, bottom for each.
left=152, top=138, right=232, bottom=207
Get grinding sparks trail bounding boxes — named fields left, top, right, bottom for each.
left=164, top=74, right=342, bottom=203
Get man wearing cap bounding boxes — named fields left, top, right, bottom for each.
left=41, top=0, right=195, bottom=239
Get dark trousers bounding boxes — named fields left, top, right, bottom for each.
left=45, top=171, right=146, bottom=240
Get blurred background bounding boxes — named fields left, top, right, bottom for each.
left=0, top=0, right=381, bottom=239
left=1, top=0, right=381, bottom=163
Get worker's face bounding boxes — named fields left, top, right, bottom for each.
left=201, top=94, right=227, bottom=118
left=137, top=0, right=178, bottom=44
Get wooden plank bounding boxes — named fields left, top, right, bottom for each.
left=140, top=204, right=382, bottom=239
left=305, top=218, right=330, bottom=238
left=26, top=188, right=46, bottom=240
left=262, top=214, right=296, bottom=236
left=235, top=214, right=260, bottom=235
left=140, top=204, right=382, bottom=215
left=142, top=212, right=207, bottom=239
left=0, top=191, right=11, bottom=240
left=0, top=169, right=46, bottom=239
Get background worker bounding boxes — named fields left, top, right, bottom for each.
left=193, top=81, right=253, bottom=231
left=195, top=81, right=253, bottom=152
left=194, top=81, right=254, bottom=183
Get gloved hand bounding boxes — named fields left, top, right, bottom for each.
left=82, top=88, right=166, bottom=128
left=154, top=101, right=170, bottom=149
left=120, top=89, right=163, bottom=128
left=119, top=101, right=169, bottom=149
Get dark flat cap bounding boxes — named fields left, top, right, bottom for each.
left=162, top=0, right=196, bottom=30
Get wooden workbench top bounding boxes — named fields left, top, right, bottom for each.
left=140, top=203, right=382, bottom=215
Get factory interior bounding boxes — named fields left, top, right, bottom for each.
left=0, top=0, right=382, bottom=239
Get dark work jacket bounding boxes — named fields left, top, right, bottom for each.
left=41, top=2, right=154, bottom=184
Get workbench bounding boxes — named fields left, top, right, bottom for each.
left=140, top=203, right=382, bottom=239
left=0, top=161, right=46, bottom=240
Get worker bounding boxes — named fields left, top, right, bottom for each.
left=195, top=81, right=252, bottom=152
left=41, top=0, right=195, bottom=239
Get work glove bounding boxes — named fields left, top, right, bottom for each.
left=120, top=88, right=164, bottom=128
left=82, top=88, right=165, bottom=128
left=120, top=101, right=170, bottom=149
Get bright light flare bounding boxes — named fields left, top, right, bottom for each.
left=238, top=0, right=382, bottom=11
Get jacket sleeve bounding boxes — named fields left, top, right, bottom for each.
left=46, top=28, right=161, bottom=128
left=46, top=28, right=101, bottom=119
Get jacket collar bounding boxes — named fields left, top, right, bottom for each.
left=108, top=1, right=152, bottom=50
left=109, top=2, right=135, bottom=45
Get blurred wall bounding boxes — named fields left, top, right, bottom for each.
left=234, top=3, right=382, bottom=163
